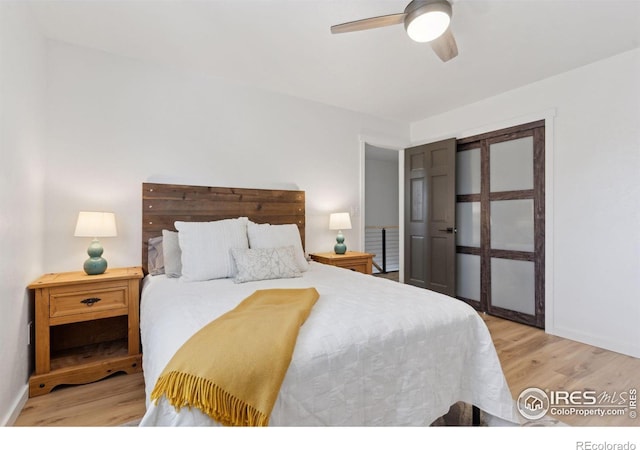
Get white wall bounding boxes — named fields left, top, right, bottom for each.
left=365, top=155, right=399, bottom=227
left=43, top=41, right=408, bottom=274
left=411, top=49, right=640, bottom=358
left=0, top=2, right=46, bottom=425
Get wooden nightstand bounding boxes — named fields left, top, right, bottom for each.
left=28, top=266, right=143, bottom=397
left=309, top=251, right=375, bottom=275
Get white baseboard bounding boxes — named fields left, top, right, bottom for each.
left=1, top=383, right=28, bottom=426
left=551, top=326, right=640, bottom=359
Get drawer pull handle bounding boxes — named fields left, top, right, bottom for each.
left=80, top=297, right=102, bottom=306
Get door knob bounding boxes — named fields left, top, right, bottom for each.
left=438, top=227, right=456, bottom=234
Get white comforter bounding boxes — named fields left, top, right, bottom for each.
left=139, top=262, right=519, bottom=426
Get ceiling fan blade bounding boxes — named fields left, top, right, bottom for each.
left=430, top=28, right=458, bottom=62
left=331, top=13, right=406, bottom=34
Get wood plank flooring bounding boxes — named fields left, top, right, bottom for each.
left=481, top=313, right=639, bottom=427
left=13, top=369, right=146, bottom=427
left=12, top=313, right=640, bottom=427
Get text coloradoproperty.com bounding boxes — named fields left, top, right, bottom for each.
left=552, top=407, right=628, bottom=417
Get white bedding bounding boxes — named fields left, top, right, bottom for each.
left=139, top=262, right=519, bottom=426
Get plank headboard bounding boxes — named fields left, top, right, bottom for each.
left=141, top=182, right=305, bottom=274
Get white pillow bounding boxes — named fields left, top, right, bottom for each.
left=162, top=230, right=182, bottom=278
left=247, top=222, right=308, bottom=272
left=175, top=217, right=249, bottom=282
left=231, top=246, right=302, bottom=284
left=147, top=236, right=164, bottom=275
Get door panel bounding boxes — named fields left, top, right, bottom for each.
left=429, top=236, right=449, bottom=288
left=490, top=137, right=534, bottom=192
left=430, top=174, right=448, bottom=222
left=490, top=199, right=535, bottom=252
left=456, top=202, right=481, bottom=247
left=490, top=258, right=536, bottom=315
left=456, top=253, right=481, bottom=302
left=410, top=179, right=425, bottom=222
left=409, top=235, right=426, bottom=286
left=456, top=147, right=481, bottom=195
left=404, top=138, right=456, bottom=296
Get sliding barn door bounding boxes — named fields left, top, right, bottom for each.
left=404, top=139, right=456, bottom=296
left=455, top=121, right=545, bottom=328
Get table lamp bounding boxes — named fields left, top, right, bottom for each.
left=329, top=212, right=352, bottom=255
left=74, top=211, right=117, bottom=275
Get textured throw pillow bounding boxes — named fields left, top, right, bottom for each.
left=247, top=222, right=308, bottom=272
left=162, top=230, right=182, bottom=278
left=175, top=217, right=249, bottom=282
left=148, top=236, right=165, bottom=275
left=231, top=246, right=302, bottom=284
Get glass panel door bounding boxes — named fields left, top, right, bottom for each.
left=455, top=121, right=545, bottom=328
left=487, top=132, right=539, bottom=324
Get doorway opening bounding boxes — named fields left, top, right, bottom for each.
left=364, top=144, right=400, bottom=281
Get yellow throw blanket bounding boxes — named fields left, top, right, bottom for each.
left=150, top=287, right=319, bottom=426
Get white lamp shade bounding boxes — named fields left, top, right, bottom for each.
left=74, top=211, right=118, bottom=237
left=329, top=212, right=352, bottom=231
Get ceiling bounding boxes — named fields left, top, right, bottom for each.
left=27, top=0, right=640, bottom=123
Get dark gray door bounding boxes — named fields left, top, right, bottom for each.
left=404, top=138, right=456, bottom=295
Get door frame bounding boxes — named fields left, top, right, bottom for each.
left=358, top=134, right=409, bottom=282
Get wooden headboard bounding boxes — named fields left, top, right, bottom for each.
left=141, top=182, right=305, bottom=274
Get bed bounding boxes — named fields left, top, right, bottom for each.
left=138, top=182, right=519, bottom=426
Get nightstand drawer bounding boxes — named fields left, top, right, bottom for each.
left=340, top=262, right=368, bottom=273
left=309, top=251, right=375, bottom=275
left=49, top=280, right=128, bottom=320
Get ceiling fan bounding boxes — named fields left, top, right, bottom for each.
left=330, top=0, right=458, bottom=62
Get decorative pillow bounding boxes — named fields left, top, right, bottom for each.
left=231, top=246, right=302, bottom=284
left=148, top=236, right=164, bottom=275
left=162, top=230, right=182, bottom=278
left=247, top=222, right=308, bottom=272
left=175, top=217, right=249, bottom=282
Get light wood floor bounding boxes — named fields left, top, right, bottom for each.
left=12, top=313, right=640, bottom=427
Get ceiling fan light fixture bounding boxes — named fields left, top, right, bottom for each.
left=404, top=0, right=452, bottom=43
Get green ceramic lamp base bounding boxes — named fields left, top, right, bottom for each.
left=334, top=231, right=347, bottom=255
left=83, top=238, right=108, bottom=275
